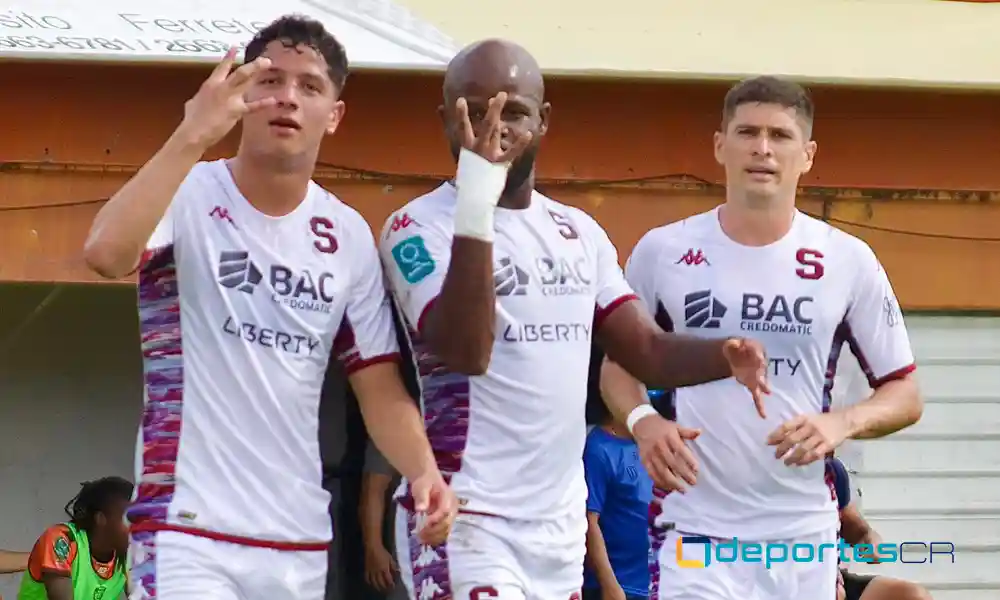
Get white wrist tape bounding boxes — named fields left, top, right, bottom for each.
left=453, top=148, right=508, bottom=242
left=626, top=404, right=659, bottom=435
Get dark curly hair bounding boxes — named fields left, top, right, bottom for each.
left=245, top=14, right=349, bottom=93
left=64, top=476, right=134, bottom=532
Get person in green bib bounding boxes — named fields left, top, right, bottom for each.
left=19, top=477, right=133, bottom=600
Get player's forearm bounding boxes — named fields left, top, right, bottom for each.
left=359, top=473, right=391, bottom=551
left=83, top=128, right=205, bottom=279
left=839, top=505, right=874, bottom=547
left=840, top=376, right=922, bottom=440
left=600, top=358, right=650, bottom=423
left=598, top=303, right=734, bottom=389
left=0, top=550, right=28, bottom=573
left=584, top=515, right=619, bottom=590
left=366, top=414, right=438, bottom=485
left=359, top=397, right=439, bottom=485
left=423, top=237, right=496, bottom=375
left=616, top=331, right=732, bottom=389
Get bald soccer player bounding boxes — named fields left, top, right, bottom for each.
left=379, top=39, right=771, bottom=600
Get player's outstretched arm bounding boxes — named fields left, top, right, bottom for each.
left=0, top=549, right=28, bottom=573
left=83, top=48, right=275, bottom=279
left=589, top=220, right=769, bottom=414
left=598, top=301, right=769, bottom=399
left=599, top=305, right=730, bottom=388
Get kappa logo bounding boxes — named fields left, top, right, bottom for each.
left=217, top=251, right=263, bottom=294
left=209, top=206, right=236, bottom=227
left=676, top=249, right=710, bottom=266
left=883, top=295, right=901, bottom=327
left=684, top=290, right=727, bottom=328
left=493, top=257, right=530, bottom=296
left=387, top=213, right=419, bottom=235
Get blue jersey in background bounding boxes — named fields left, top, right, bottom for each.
left=583, top=427, right=653, bottom=597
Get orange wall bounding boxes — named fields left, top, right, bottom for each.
left=1, top=62, right=998, bottom=309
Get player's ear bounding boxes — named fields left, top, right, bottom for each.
left=95, top=512, right=107, bottom=528
left=713, top=131, right=725, bottom=166
left=437, top=104, right=457, bottom=146
left=802, top=140, right=817, bottom=174
left=325, top=100, right=346, bottom=136
left=538, top=102, right=551, bottom=137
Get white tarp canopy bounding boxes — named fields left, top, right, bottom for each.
left=0, top=0, right=458, bottom=69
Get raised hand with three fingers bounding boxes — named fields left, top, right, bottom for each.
left=176, top=47, right=279, bottom=151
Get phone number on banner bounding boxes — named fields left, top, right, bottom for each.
left=0, top=35, right=245, bottom=55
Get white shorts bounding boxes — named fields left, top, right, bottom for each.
left=653, top=527, right=838, bottom=600
left=128, top=529, right=328, bottom=600
left=395, top=507, right=587, bottom=600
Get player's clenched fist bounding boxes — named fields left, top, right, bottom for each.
left=176, top=47, right=278, bottom=151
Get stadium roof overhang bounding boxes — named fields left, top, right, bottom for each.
left=398, top=0, right=1000, bottom=89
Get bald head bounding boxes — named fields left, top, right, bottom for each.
left=443, top=39, right=544, bottom=105
left=439, top=39, right=550, bottom=199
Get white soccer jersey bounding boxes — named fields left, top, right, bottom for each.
left=629, top=207, right=915, bottom=540
left=379, top=184, right=635, bottom=520
left=129, top=159, right=398, bottom=543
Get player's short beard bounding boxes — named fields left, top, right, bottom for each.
left=502, top=144, right=537, bottom=197
left=448, top=140, right=539, bottom=199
